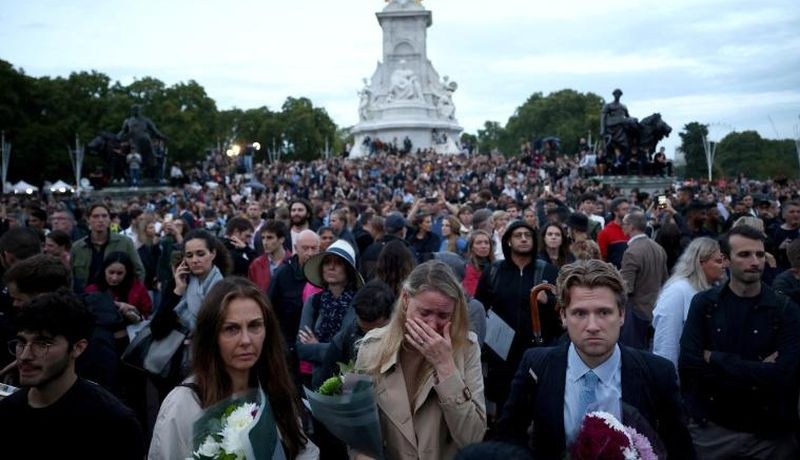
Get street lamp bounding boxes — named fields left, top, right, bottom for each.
left=226, top=144, right=241, bottom=158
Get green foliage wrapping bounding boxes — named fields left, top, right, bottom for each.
left=318, top=376, right=343, bottom=396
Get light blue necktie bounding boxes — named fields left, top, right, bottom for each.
left=576, top=370, right=599, bottom=429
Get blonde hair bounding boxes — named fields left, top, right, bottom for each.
left=443, top=215, right=462, bottom=253
left=667, top=237, right=723, bottom=291
left=364, top=260, right=470, bottom=376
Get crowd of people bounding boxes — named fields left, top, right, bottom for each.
left=0, top=144, right=799, bottom=459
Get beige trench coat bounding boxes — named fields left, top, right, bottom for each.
left=355, top=328, right=486, bottom=460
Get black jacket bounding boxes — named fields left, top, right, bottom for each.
left=497, top=343, right=695, bottom=460
left=679, top=283, right=800, bottom=434
left=267, top=255, right=307, bottom=348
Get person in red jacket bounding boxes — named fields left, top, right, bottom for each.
left=248, top=220, right=291, bottom=293
left=597, top=197, right=630, bottom=268
left=85, top=251, right=152, bottom=323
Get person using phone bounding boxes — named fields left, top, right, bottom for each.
left=149, top=230, right=231, bottom=382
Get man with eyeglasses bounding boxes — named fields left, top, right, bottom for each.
left=0, top=289, right=144, bottom=458
left=476, top=220, right=559, bottom=420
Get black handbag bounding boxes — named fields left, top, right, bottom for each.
left=121, top=322, right=188, bottom=379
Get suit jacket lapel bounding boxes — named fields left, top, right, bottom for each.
left=539, top=344, right=569, bottom=449
left=620, top=346, right=643, bottom=409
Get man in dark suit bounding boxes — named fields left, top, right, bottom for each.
left=497, top=259, right=694, bottom=460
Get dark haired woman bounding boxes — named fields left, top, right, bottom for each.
left=149, top=277, right=318, bottom=459
left=85, top=251, right=152, bottom=323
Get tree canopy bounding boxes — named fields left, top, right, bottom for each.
left=0, top=59, right=338, bottom=183
left=677, top=122, right=798, bottom=180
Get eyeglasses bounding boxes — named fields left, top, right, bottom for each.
left=511, top=231, right=534, bottom=240
left=8, top=338, right=54, bottom=358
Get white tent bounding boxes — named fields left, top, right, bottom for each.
left=49, top=180, right=75, bottom=194
left=11, top=180, right=38, bottom=195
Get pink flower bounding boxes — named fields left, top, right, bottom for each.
left=627, top=427, right=657, bottom=460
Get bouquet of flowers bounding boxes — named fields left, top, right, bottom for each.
left=192, top=387, right=283, bottom=460
left=571, top=411, right=657, bottom=460
left=305, top=362, right=384, bottom=459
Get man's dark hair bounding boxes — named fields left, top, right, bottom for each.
left=225, top=216, right=254, bottom=236
left=88, top=203, right=111, bottom=216
left=4, top=254, right=70, bottom=294
left=0, top=227, right=43, bottom=260
left=719, top=225, right=766, bottom=258
left=16, top=288, right=94, bottom=347
left=609, top=197, right=629, bottom=213
left=46, top=229, right=72, bottom=250
left=260, top=220, right=288, bottom=240
left=29, top=208, right=47, bottom=223
left=579, top=192, right=598, bottom=204
left=290, top=198, right=312, bottom=216
left=352, top=280, right=395, bottom=323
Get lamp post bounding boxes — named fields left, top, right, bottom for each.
left=67, top=134, right=85, bottom=197
left=701, top=134, right=717, bottom=182
left=0, top=131, right=10, bottom=196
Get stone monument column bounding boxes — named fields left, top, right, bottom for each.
left=349, top=0, right=462, bottom=157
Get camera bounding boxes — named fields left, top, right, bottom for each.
left=657, top=195, right=668, bottom=209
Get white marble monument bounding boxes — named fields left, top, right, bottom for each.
left=349, top=0, right=463, bottom=157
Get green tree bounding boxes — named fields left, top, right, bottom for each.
left=502, top=89, right=603, bottom=156
left=678, top=122, right=710, bottom=179
left=459, top=132, right=477, bottom=153
left=280, top=97, right=336, bottom=161
left=477, top=121, right=504, bottom=154
left=716, top=131, right=798, bottom=179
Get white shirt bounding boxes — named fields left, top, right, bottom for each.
left=652, top=278, right=699, bottom=369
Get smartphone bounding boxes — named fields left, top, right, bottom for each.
left=657, top=195, right=667, bottom=208
left=163, top=213, right=173, bottom=223
left=544, top=185, right=551, bottom=193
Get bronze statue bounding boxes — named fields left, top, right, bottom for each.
left=600, top=89, right=638, bottom=156
left=118, top=105, right=167, bottom=173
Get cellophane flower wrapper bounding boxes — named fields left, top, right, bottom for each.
left=304, top=373, right=384, bottom=459
left=192, top=387, right=283, bottom=460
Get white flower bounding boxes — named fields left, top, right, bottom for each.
left=622, top=445, right=641, bottom=460
left=220, top=424, right=246, bottom=459
left=226, top=402, right=259, bottom=431
left=193, top=435, right=221, bottom=458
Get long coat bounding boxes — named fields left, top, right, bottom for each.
left=355, top=328, right=486, bottom=460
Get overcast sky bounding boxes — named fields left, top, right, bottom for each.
left=1, top=0, right=799, bottom=158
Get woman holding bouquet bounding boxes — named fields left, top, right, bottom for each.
left=356, top=260, right=486, bottom=460
left=149, top=277, right=318, bottom=459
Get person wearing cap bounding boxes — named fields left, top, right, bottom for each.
left=297, top=239, right=365, bottom=385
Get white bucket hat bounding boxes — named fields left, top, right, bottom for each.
left=303, top=239, right=364, bottom=289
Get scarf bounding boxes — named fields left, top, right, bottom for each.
left=315, top=289, right=355, bottom=343
left=175, top=265, right=224, bottom=332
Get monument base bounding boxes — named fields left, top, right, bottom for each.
left=349, top=119, right=462, bottom=157
left=593, top=175, right=676, bottom=195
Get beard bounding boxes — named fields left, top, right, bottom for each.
left=291, top=214, right=308, bottom=226
left=19, top=352, right=71, bottom=388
